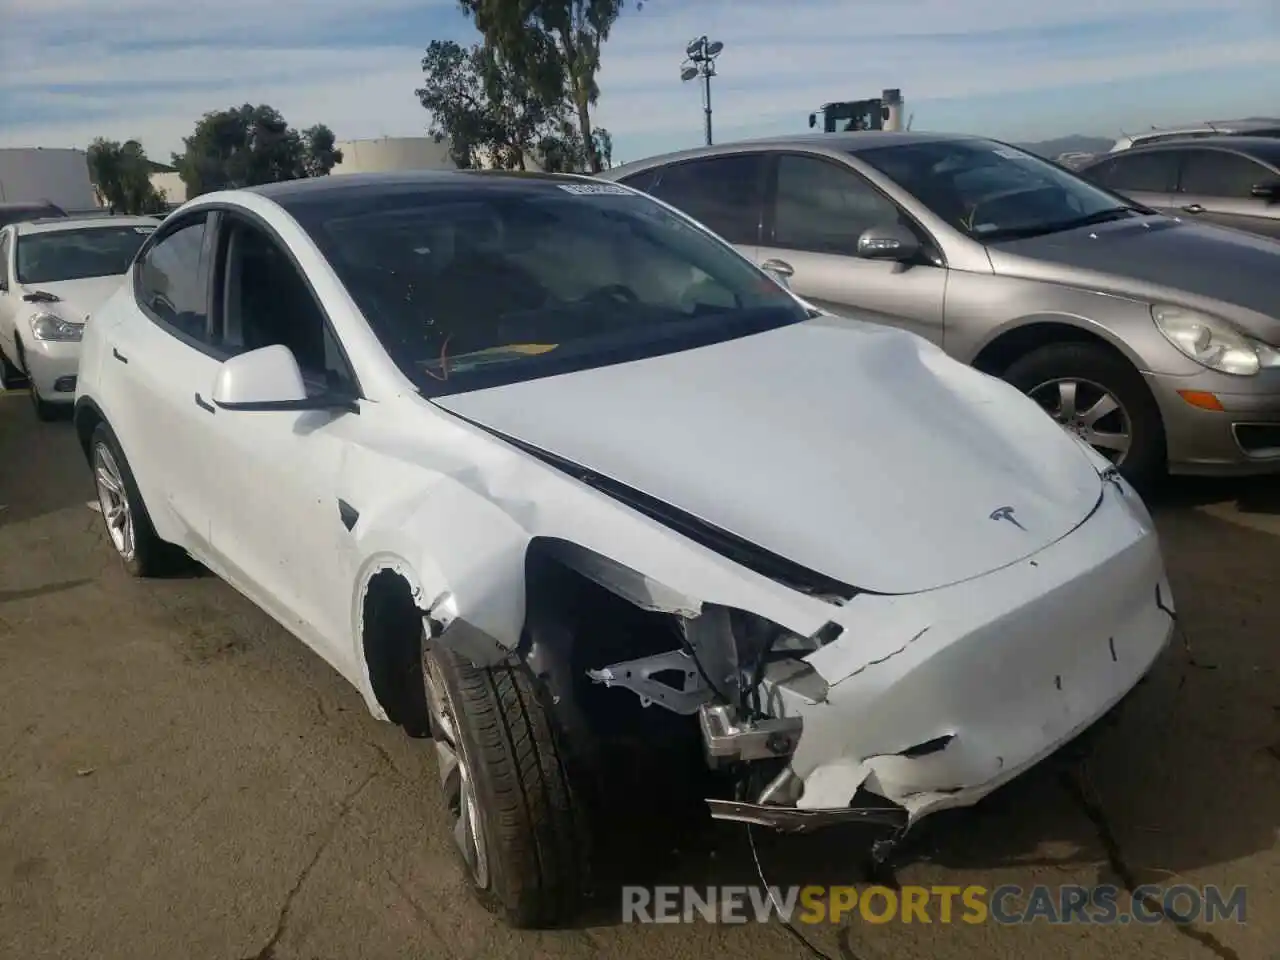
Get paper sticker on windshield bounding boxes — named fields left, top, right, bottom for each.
left=133, top=225, right=156, bottom=234
left=557, top=183, right=632, bottom=196
left=991, top=146, right=1025, bottom=160
left=974, top=223, right=999, bottom=233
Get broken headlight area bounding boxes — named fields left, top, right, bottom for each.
left=585, top=604, right=867, bottom=825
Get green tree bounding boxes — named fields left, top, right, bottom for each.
left=86, top=138, right=169, bottom=214
left=416, top=39, right=560, bottom=171
left=458, top=0, right=640, bottom=173
left=172, top=104, right=343, bottom=198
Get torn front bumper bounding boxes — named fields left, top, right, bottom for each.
left=706, top=478, right=1174, bottom=831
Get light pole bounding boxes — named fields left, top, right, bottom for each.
left=681, top=36, right=724, bottom=146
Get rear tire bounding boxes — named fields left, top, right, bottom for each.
left=422, top=643, right=590, bottom=928
left=90, top=422, right=186, bottom=577
left=1002, top=341, right=1165, bottom=492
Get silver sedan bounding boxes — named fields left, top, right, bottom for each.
left=601, top=132, right=1280, bottom=488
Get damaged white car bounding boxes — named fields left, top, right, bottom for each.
left=72, top=171, right=1176, bottom=928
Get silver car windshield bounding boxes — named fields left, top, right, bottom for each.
left=856, top=139, right=1147, bottom=242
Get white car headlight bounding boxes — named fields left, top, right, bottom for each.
left=29, top=313, right=84, bottom=342
left=1151, top=304, right=1280, bottom=376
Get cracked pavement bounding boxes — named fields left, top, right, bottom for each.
left=1, top=394, right=1278, bottom=960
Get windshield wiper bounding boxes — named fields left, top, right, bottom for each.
left=981, top=206, right=1142, bottom=242
left=22, top=290, right=61, bottom=303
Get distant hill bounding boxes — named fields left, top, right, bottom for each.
left=1015, top=135, right=1113, bottom=158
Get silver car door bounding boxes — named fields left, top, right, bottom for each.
left=756, top=151, right=947, bottom=345
left=1175, top=148, right=1280, bottom=240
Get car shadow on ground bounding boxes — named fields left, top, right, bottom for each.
left=0, top=408, right=89, bottom=529
left=571, top=505, right=1280, bottom=937
left=1153, top=474, right=1280, bottom=515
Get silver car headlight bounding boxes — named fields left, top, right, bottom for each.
left=1151, top=304, right=1280, bottom=376
left=29, top=313, right=84, bottom=342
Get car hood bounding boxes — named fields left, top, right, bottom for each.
left=432, top=318, right=1103, bottom=596
left=987, top=216, right=1280, bottom=335
left=16, top=275, right=126, bottom=323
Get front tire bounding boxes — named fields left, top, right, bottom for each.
left=1002, top=342, right=1165, bottom=491
left=0, top=347, right=24, bottom=390
left=90, top=422, right=185, bottom=577
left=422, top=643, right=589, bottom=928
left=13, top=340, right=57, bottom=421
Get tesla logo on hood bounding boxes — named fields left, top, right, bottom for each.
left=989, top=505, right=1026, bottom=531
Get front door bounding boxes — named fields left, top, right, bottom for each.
left=1174, top=148, right=1280, bottom=240
left=757, top=152, right=948, bottom=345
left=200, top=212, right=363, bottom=666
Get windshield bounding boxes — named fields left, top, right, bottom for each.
left=856, top=139, right=1147, bottom=242
left=292, top=180, right=809, bottom=395
left=16, top=224, right=154, bottom=284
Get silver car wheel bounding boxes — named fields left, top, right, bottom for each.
left=1029, top=377, right=1133, bottom=464
left=93, top=442, right=136, bottom=561
left=423, top=654, right=490, bottom=889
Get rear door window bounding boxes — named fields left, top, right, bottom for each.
left=641, top=154, right=766, bottom=245
left=1178, top=150, right=1273, bottom=198
left=1093, top=152, right=1178, bottom=193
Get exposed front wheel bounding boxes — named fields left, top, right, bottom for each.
left=1003, top=342, right=1166, bottom=492
left=421, top=642, right=589, bottom=928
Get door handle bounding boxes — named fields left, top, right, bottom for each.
left=193, top=393, right=215, bottom=414
left=760, top=258, right=795, bottom=277
left=112, top=348, right=129, bottom=363
left=1180, top=203, right=1205, bottom=214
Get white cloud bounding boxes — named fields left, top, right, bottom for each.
left=2, top=0, right=1277, bottom=159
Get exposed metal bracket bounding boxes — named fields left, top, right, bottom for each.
left=706, top=798, right=909, bottom=833
left=586, top=649, right=711, bottom=714
left=699, top=702, right=803, bottom=767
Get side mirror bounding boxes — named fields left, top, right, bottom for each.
left=760, top=258, right=794, bottom=289
left=855, top=223, right=921, bottom=262
left=1250, top=181, right=1280, bottom=202
left=808, top=113, right=817, bottom=129
left=211, top=344, right=358, bottom=414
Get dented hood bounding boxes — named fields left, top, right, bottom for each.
left=433, top=318, right=1103, bottom=595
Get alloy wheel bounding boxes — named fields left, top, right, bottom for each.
left=1028, top=377, right=1133, bottom=465
left=422, top=654, right=490, bottom=888
left=93, top=442, right=136, bottom=561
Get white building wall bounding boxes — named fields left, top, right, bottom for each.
left=0, top=148, right=100, bottom=213
left=331, top=137, right=458, bottom=174
left=150, top=171, right=187, bottom=207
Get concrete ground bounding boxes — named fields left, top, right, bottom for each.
left=1, top=390, right=1277, bottom=960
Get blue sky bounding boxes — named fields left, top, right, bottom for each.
left=1, top=0, right=1277, bottom=164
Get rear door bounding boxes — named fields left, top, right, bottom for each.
left=617, top=152, right=766, bottom=262
left=756, top=151, right=948, bottom=345
left=97, top=210, right=224, bottom=555
left=1080, top=150, right=1179, bottom=213
left=1174, top=148, right=1280, bottom=239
